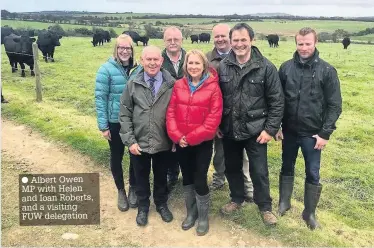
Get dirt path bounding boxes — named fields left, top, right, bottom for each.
left=1, top=119, right=281, bottom=247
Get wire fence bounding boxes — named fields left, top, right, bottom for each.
left=4, top=51, right=35, bottom=57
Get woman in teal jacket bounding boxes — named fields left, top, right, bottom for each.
left=95, top=34, right=140, bottom=212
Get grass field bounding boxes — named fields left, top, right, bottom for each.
left=352, top=33, right=374, bottom=42
left=2, top=36, right=374, bottom=246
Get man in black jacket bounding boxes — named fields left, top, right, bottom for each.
left=218, top=23, right=284, bottom=226
left=277, top=27, right=342, bottom=230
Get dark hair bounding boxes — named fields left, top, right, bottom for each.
left=229, top=23, right=255, bottom=41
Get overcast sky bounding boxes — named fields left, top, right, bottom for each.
left=2, top=0, right=374, bottom=17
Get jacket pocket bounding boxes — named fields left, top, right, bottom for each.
left=247, top=78, right=265, bottom=97
left=247, top=109, right=268, bottom=120
left=219, top=75, right=233, bottom=94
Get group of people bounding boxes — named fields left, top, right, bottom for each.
left=95, top=23, right=342, bottom=236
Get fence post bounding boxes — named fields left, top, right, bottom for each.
left=32, top=43, right=42, bottom=102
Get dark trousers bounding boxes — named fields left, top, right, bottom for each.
left=177, top=140, right=213, bottom=196
left=222, top=137, right=272, bottom=211
left=167, top=152, right=180, bottom=181
left=281, top=131, right=321, bottom=185
left=108, top=122, right=136, bottom=189
left=130, top=151, right=170, bottom=211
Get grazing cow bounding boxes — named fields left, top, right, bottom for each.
left=92, top=32, right=104, bottom=47
left=103, top=30, right=111, bottom=42
left=266, top=34, right=279, bottom=47
left=138, top=36, right=149, bottom=46
left=4, top=33, right=36, bottom=77
left=37, top=30, right=62, bottom=62
left=122, top=31, right=142, bottom=46
left=342, top=37, right=351, bottom=49
left=190, top=34, right=199, bottom=44
left=1, top=26, right=15, bottom=44
left=199, top=33, right=211, bottom=43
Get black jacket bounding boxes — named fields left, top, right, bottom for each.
left=218, top=46, right=284, bottom=140
left=278, top=49, right=342, bottom=140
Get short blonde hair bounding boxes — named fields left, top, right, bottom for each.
left=295, top=27, right=318, bottom=43
left=183, top=49, right=210, bottom=78
left=113, top=34, right=135, bottom=66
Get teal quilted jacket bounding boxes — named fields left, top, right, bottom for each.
left=95, top=57, right=140, bottom=131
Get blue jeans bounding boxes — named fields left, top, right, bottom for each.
left=281, top=131, right=321, bottom=185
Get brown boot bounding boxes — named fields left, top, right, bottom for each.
left=220, top=202, right=242, bottom=216
left=261, top=211, right=277, bottom=226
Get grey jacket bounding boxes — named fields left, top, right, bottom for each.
left=119, top=68, right=176, bottom=154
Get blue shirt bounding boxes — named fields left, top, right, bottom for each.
left=144, top=71, right=163, bottom=95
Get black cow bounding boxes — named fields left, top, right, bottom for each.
left=122, top=31, right=142, bottom=46
left=342, top=37, right=351, bottom=49
left=1, top=26, right=15, bottom=44
left=266, top=34, right=279, bottom=48
left=4, top=33, right=36, bottom=77
left=37, top=30, right=62, bottom=62
left=139, top=36, right=149, bottom=46
left=92, top=32, right=104, bottom=47
left=103, top=30, right=111, bottom=43
left=199, top=33, right=210, bottom=43
left=190, top=35, right=199, bottom=44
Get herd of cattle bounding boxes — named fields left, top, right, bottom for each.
left=190, top=33, right=211, bottom=44
left=1, top=25, right=352, bottom=78
left=1, top=26, right=62, bottom=77
left=92, top=30, right=149, bottom=47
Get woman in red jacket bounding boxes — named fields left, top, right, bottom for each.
left=166, top=49, right=222, bottom=236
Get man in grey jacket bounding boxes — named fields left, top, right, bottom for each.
left=119, top=46, right=175, bottom=226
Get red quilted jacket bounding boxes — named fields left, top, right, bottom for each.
left=166, top=68, right=223, bottom=146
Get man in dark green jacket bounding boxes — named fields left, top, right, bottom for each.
left=161, top=26, right=186, bottom=190
left=119, top=46, right=175, bottom=227
left=218, top=23, right=284, bottom=226
left=276, top=27, right=342, bottom=230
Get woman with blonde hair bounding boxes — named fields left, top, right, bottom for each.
left=95, top=34, right=141, bottom=212
left=166, top=49, right=223, bottom=235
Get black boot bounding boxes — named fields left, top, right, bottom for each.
left=128, top=185, right=138, bottom=208
left=118, top=189, right=129, bottom=212
left=302, top=183, right=322, bottom=230
left=196, top=192, right=210, bottom=236
left=278, top=175, right=294, bottom=216
left=182, top=185, right=198, bottom=230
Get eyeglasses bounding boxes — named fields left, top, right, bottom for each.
left=117, top=46, right=132, bottom=52
left=165, top=38, right=181, bottom=44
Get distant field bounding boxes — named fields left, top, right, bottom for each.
left=1, top=20, right=125, bottom=34
left=2, top=19, right=374, bottom=39
left=352, top=33, right=374, bottom=42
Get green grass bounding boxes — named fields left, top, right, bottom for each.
left=2, top=37, right=374, bottom=246
left=352, top=33, right=374, bottom=42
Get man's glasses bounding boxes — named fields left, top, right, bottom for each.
left=117, top=46, right=132, bottom=52
left=165, top=38, right=181, bottom=44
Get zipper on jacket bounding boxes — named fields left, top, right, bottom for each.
left=310, top=70, right=316, bottom=95
left=187, top=81, right=204, bottom=126
left=296, top=65, right=304, bottom=131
